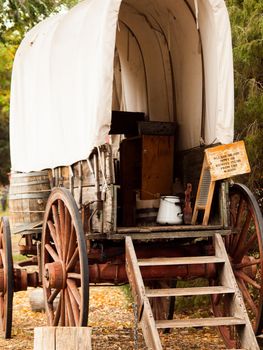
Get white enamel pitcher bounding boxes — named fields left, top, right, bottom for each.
left=156, top=196, right=183, bottom=225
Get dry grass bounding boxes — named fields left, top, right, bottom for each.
left=0, top=286, right=227, bottom=350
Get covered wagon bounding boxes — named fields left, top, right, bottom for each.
left=0, top=0, right=262, bottom=349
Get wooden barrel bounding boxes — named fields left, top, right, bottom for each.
left=9, top=171, right=51, bottom=232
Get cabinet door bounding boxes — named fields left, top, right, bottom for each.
left=141, top=135, right=174, bottom=200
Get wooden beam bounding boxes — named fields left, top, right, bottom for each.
left=34, top=327, right=92, bottom=350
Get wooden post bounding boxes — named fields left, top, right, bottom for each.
left=34, top=327, right=92, bottom=350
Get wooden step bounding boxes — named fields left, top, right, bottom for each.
left=155, top=317, right=246, bottom=329
left=146, top=286, right=235, bottom=298
left=138, top=256, right=225, bottom=266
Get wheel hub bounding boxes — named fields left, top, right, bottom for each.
left=242, top=256, right=258, bottom=279
left=232, top=255, right=258, bottom=279
left=44, top=262, right=66, bottom=289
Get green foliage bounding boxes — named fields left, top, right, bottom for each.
left=0, top=0, right=77, bottom=184
left=0, top=41, right=15, bottom=184
left=226, top=0, right=263, bottom=192
left=0, top=0, right=78, bottom=42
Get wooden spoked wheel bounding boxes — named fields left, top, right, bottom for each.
left=0, top=217, right=14, bottom=339
left=211, top=183, right=263, bottom=347
left=42, top=188, right=89, bottom=326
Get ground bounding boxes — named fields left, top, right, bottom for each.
left=0, top=286, right=227, bottom=350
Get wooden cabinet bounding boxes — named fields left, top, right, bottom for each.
left=120, top=135, right=174, bottom=226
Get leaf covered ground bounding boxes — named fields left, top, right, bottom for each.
left=0, top=286, right=228, bottom=349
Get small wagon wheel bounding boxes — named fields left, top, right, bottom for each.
left=211, top=183, right=263, bottom=347
left=42, top=188, right=89, bottom=326
left=0, top=217, right=14, bottom=339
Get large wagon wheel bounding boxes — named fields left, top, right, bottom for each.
left=42, top=188, right=89, bottom=326
left=0, top=217, right=14, bottom=339
left=211, top=183, right=263, bottom=347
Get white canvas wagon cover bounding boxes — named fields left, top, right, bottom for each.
left=10, top=0, right=234, bottom=172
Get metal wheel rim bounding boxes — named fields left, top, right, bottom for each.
left=0, top=217, right=14, bottom=339
left=42, top=188, right=89, bottom=326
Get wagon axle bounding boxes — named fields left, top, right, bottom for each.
left=0, top=267, right=39, bottom=293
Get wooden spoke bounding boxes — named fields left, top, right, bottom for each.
left=63, top=208, right=71, bottom=262
left=66, top=224, right=76, bottom=265
left=52, top=204, right=63, bottom=258
left=234, top=270, right=261, bottom=290
left=47, top=220, right=62, bottom=260
left=58, top=199, right=65, bottom=238
left=52, top=205, right=61, bottom=235
left=231, top=212, right=251, bottom=256
left=67, top=279, right=81, bottom=306
left=67, top=273, right=81, bottom=279
left=68, top=286, right=80, bottom=325
left=60, top=290, right=65, bottom=326
left=235, top=199, right=246, bottom=230
left=66, top=248, right=79, bottom=272
left=234, top=233, right=257, bottom=263
left=237, top=279, right=258, bottom=316
left=42, top=188, right=89, bottom=328
left=65, top=289, right=74, bottom=326
left=235, top=258, right=261, bottom=269
left=53, top=295, right=61, bottom=326
left=48, top=289, right=60, bottom=304
left=47, top=220, right=58, bottom=246
left=45, top=244, right=59, bottom=262
left=0, top=249, right=4, bottom=265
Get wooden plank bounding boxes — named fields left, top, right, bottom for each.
left=56, top=327, right=92, bottom=350
left=146, top=286, right=235, bottom=298
left=138, top=256, right=225, bottom=266
left=34, top=327, right=92, bottom=350
left=34, top=327, right=55, bottom=350
left=205, top=141, right=251, bottom=181
left=140, top=297, right=163, bottom=350
left=125, top=236, right=146, bottom=318
left=125, top=237, right=163, bottom=349
left=141, top=135, right=174, bottom=200
left=89, top=229, right=232, bottom=241
left=155, top=317, right=246, bottom=329
left=74, top=184, right=115, bottom=234
left=117, top=224, right=225, bottom=233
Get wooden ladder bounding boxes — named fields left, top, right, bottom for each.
left=125, top=234, right=259, bottom=350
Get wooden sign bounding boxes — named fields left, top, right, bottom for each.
left=192, top=141, right=250, bottom=225
left=205, top=141, right=251, bottom=181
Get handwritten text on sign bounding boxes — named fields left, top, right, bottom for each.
left=205, top=141, right=251, bottom=181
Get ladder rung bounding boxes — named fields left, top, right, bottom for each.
left=138, top=256, right=225, bottom=266
left=146, top=286, right=235, bottom=298
left=155, top=317, right=246, bottom=329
